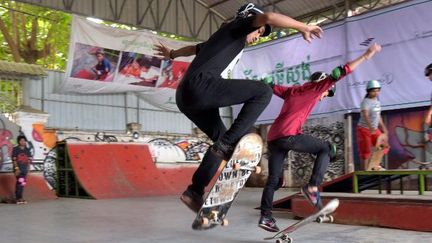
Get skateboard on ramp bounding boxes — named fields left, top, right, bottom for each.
left=367, top=134, right=389, bottom=171
left=264, top=198, right=340, bottom=243
left=192, top=133, right=263, bottom=230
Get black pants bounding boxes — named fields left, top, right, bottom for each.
left=260, top=134, right=331, bottom=216
left=15, top=163, right=29, bottom=200
left=176, top=75, right=272, bottom=196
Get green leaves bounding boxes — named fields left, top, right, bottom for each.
left=0, top=1, right=71, bottom=70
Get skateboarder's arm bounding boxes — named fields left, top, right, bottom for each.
left=347, top=43, right=381, bottom=71
left=272, top=85, right=297, bottom=99
left=153, top=43, right=197, bottom=60
left=254, top=13, right=322, bottom=43
left=425, top=106, right=432, bottom=126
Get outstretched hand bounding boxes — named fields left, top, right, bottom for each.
left=364, top=43, right=382, bottom=59
left=301, top=25, right=323, bottom=43
left=153, top=42, right=171, bottom=60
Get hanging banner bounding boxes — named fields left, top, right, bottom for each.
left=60, top=16, right=196, bottom=111
left=233, top=0, right=432, bottom=123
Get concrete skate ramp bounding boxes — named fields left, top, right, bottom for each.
left=67, top=142, right=196, bottom=199
left=0, top=173, right=56, bottom=201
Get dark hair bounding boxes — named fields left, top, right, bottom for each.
left=17, top=135, right=27, bottom=143
left=425, top=63, right=432, bottom=76
left=364, top=89, right=380, bottom=99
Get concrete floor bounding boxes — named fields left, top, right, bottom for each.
left=1, top=188, right=431, bottom=243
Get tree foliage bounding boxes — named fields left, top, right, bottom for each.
left=0, top=1, right=71, bottom=70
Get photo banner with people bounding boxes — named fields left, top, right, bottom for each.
left=232, top=0, right=432, bottom=123
left=60, top=16, right=196, bottom=111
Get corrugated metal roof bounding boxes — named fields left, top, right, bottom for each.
left=200, top=0, right=346, bottom=20
left=14, top=0, right=408, bottom=40
left=0, top=60, right=46, bottom=77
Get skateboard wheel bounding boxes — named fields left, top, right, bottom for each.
left=276, top=237, right=292, bottom=243
left=329, top=215, right=334, bottom=223
left=254, top=166, right=262, bottom=174
left=201, top=217, right=209, bottom=226
left=316, top=216, right=324, bottom=223
left=222, top=218, right=229, bottom=226
left=233, top=163, right=241, bottom=170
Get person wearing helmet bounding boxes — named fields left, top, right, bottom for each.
left=258, top=44, right=382, bottom=232
left=154, top=3, right=323, bottom=215
left=356, top=79, right=389, bottom=170
left=423, top=63, right=432, bottom=141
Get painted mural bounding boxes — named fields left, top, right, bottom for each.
left=147, top=138, right=210, bottom=163
left=0, top=115, right=18, bottom=171
left=351, top=107, right=430, bottom=170
left=386, top=108, right=430, bottom=169
left=1, top=113, right=58, bottom=191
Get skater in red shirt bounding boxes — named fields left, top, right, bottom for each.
left=258, top=44, right=382, bottom=232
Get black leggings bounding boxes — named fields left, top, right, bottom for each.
left=15, top=163, right=29, bottom=200
left=176, top=75, right=272, bottom=195
left=260, top=134, right=331, bottom=216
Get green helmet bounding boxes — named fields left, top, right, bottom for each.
left=366, top=80, right=381, bottom=90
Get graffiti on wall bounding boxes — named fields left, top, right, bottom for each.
left=30, top=123, right=57, bottom=171
left=386, top=108, right=431, bottom=169
left=56, top=132, right=211, bottom=163
left=285, top=119, right=345, bottom=187
left=0, top=115, right=18, bottom=170
left=148, top=138, right=210, bottom=163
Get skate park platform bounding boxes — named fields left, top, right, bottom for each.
left=273, top=170, right=432, bottom=210
left=290, top=192, right=432, bottom=232
left=271, top=170, right=432, bottom=232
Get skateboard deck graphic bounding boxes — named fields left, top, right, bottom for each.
left=264, top=199, right=340, bottom=243
left=192, top=133, right=263, bottom=230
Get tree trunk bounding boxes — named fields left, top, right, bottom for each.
left=0, top=17, right=21, bottom=62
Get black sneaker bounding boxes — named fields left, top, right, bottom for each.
left=180, top=189, right=203, bottom=213
left=258, top=215, right=280, bottom=232
left=211, top=141, right=234, bottom=161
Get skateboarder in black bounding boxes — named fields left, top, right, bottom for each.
left=155, top=3, right=323, bottom=213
